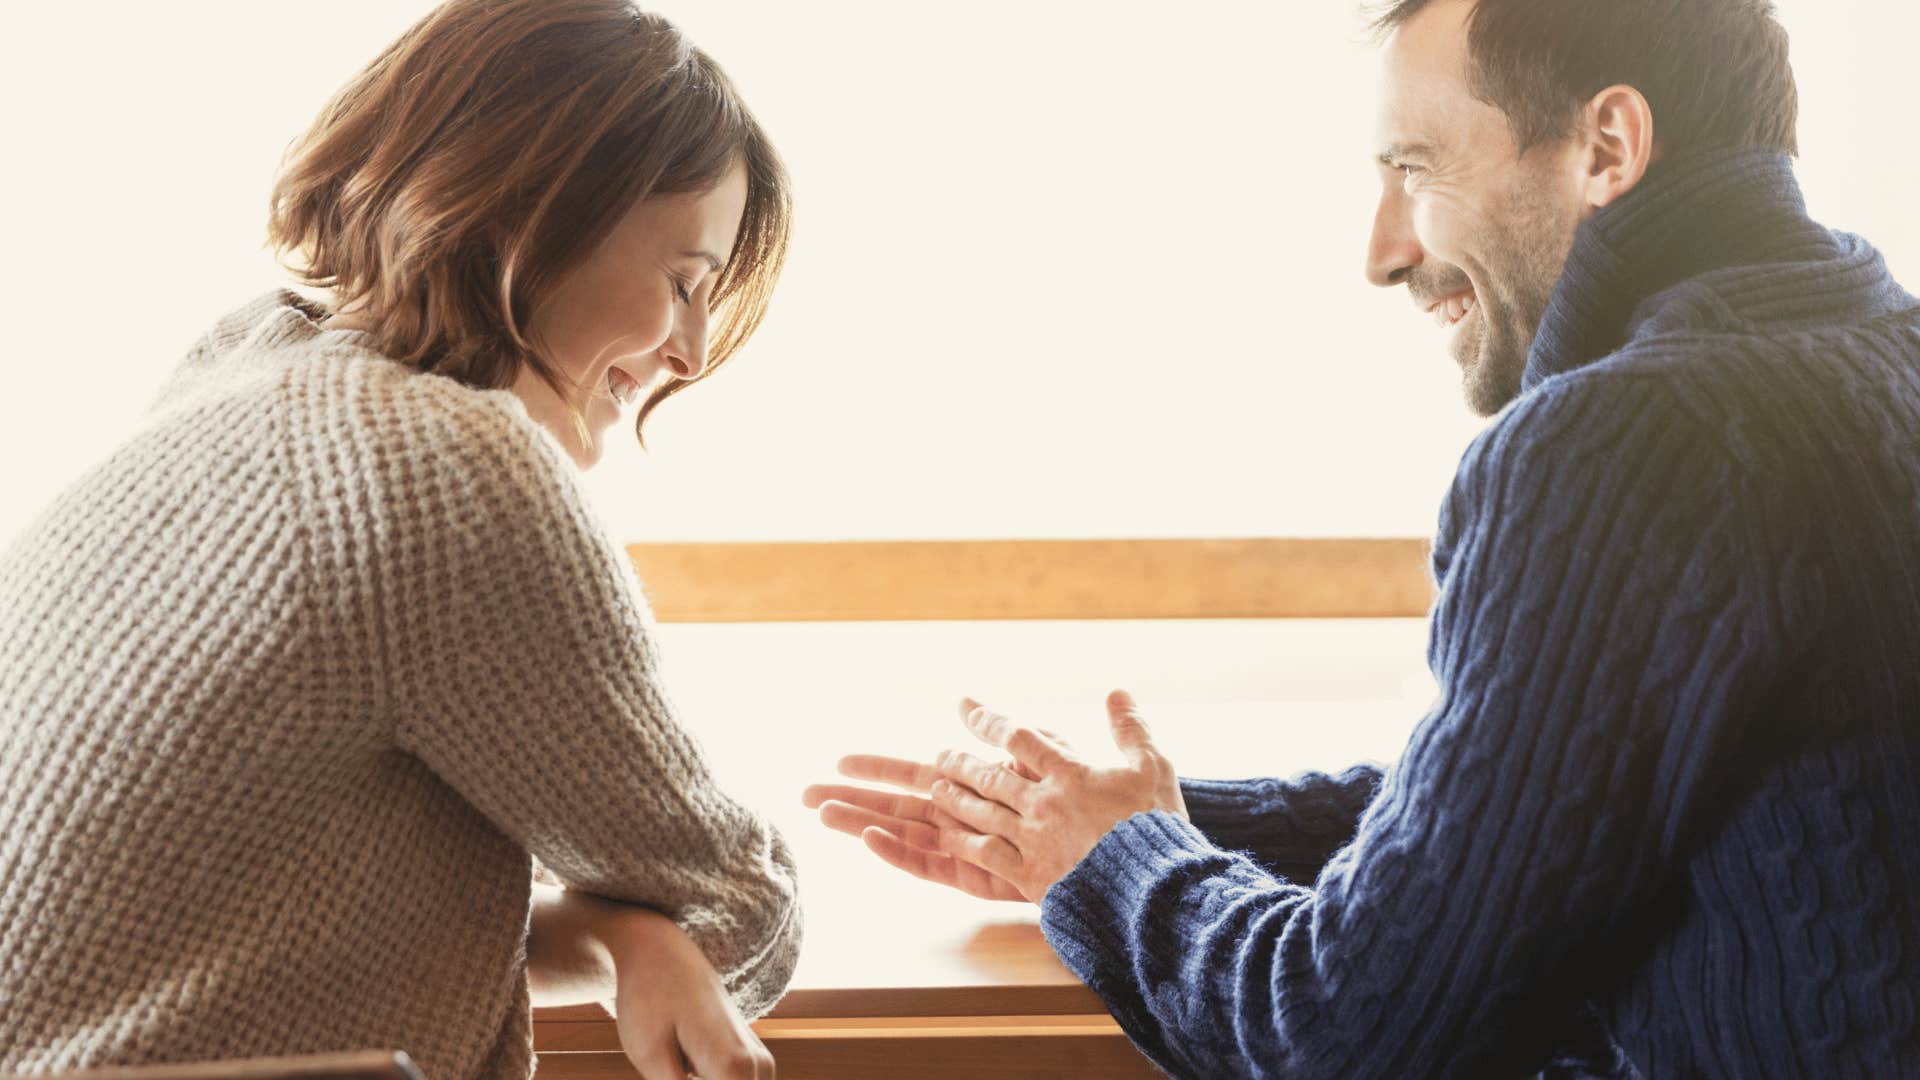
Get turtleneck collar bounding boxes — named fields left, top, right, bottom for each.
left=1520, top=147, right=1887, bottom=391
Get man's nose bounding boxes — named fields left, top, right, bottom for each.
left=1365, top=191, right=1424, bottom=289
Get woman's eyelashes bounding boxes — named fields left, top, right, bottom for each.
left=671, top=276, right=694, bottom=304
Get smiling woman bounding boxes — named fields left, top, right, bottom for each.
left=268, top=0, right=791, bottom=465
left=0, top=3, right=800, bottom=1080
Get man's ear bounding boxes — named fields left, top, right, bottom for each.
left=1579, top=84, right=1655, bottom=209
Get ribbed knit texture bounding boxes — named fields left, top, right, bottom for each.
left=1179, top=766, right=1385, bottom=887
left=0, top=291, right=801, bottom=1080
left=1042, top=149, right=1920, bottom=1078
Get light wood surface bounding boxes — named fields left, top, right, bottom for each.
left=539, top=1013, right=1132, bottom=1052
left=535, top=1026, right=1162, bottom=1080
left=627, top=538, right=1433, bottom=622
left=532, top=921, right=1159, bottom=1077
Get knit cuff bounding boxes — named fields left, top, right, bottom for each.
left=1179, top=765, right=1383, bottom=882
left=1039, top=811, right=1223, bottom=984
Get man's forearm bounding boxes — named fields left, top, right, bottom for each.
left=1179, top=763, right=1384, bottom=883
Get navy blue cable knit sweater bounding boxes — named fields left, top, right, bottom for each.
left=1040, top=149, right=1920, bottom=1078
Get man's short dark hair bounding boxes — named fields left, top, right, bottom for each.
left=1369, top=0, right=1799, bottom=157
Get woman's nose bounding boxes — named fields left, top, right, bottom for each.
left=662, top=322, right=710, bottom=380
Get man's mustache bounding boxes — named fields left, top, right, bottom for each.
left=1406, top=266, right=1474, bottom=311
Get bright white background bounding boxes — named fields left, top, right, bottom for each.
left=4, top=1, right=1915, bottom=550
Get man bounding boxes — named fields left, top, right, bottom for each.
left=805, top=0, right=1920, bottom=1076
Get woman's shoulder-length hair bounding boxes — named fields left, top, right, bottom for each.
left=268, top=0, right=791, bottom=446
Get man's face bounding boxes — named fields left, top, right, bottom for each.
left=1366, top=0, right=1587, bottom=416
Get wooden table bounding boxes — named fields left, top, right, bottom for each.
left=532, top=619, right=1431, bottom=1079
left=535, top=924, right=1155, bottom=1079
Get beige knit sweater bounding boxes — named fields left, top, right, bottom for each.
left=0, top=290, right=801, bottom=1080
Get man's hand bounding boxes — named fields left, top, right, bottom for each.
left=928, top=690, right=1188, bottom=902
left=802, top=753, right=1028, bottom=902
left=802, top=691, right=1186, bottom=904
left=607, top=908, right=776, bottom=1080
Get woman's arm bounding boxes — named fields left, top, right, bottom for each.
left=528, top=884, right=775, bottom=1080
left=368, top=386, right=801, bottom=1016
left=527, top=883, right=639, bottom=1007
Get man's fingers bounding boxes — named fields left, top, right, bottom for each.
left=1006, top=731, right=1072, bottom=781
left=816, top=799, right=943, bottom=850
left=932, top=749, right=1036, bottom=812
left=807, top=782, right=978, bottom=836
left=936, top=825, right=1026, bottom=884
left=861, top=827, right=1025, bottom=902
left=1105, top=688, right=1158, bottom=762
left=803, top=783, right=937, bottom=822
left=952, top=859, right=1028, bottom=903
left=1005, top=726, right=1074, bottom=776
left=957, top=698, right=1074, bottom=776
left=929, top=775, right=1025, bottom=838
left=836, top=754, right=940, bottom=793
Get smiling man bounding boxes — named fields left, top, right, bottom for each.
left=1367, top=41, right=1587, bottom=418
left=807, top=0, right=1920, bottom=1076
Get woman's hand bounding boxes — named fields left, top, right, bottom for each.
left=607, top=909, right=776, bottom=1080
left=527, top=888, right=773, bottom=1078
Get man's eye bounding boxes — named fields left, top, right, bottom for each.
left=1397, top=163, right=1423, bottom=177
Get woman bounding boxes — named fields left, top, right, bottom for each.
left=0, top=3, right=796, bottom=1079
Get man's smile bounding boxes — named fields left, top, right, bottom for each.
left=1426, top=289, right=1477, bottom=329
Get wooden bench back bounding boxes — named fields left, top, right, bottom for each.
left=627, top=538, right=1433, bottom=622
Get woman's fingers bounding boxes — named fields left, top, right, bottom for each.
left=677, top=1015, right=775, bottom=1080
left=622, top=1037, right=691, bottom=1080
left=835, top=754, right=940, bottom=793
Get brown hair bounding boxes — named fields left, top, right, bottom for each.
left=268, top=0, right=792, bottom=447
left=1368, top=0, right=1798, bottom=159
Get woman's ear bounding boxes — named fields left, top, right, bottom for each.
left=1580, top=84, right=1656, bottom=210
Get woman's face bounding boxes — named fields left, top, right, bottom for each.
left=516, top=160, right=750, bottom=469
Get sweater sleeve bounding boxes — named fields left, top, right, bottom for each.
left=1178, top=765, right=1385, bottom=884
left=372, top=389, right=800, bottom=1018
left=1038, top=375, right=1801, bottom=1078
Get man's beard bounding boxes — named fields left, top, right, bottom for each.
left=1418, top=182, right=1581, bottom=417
